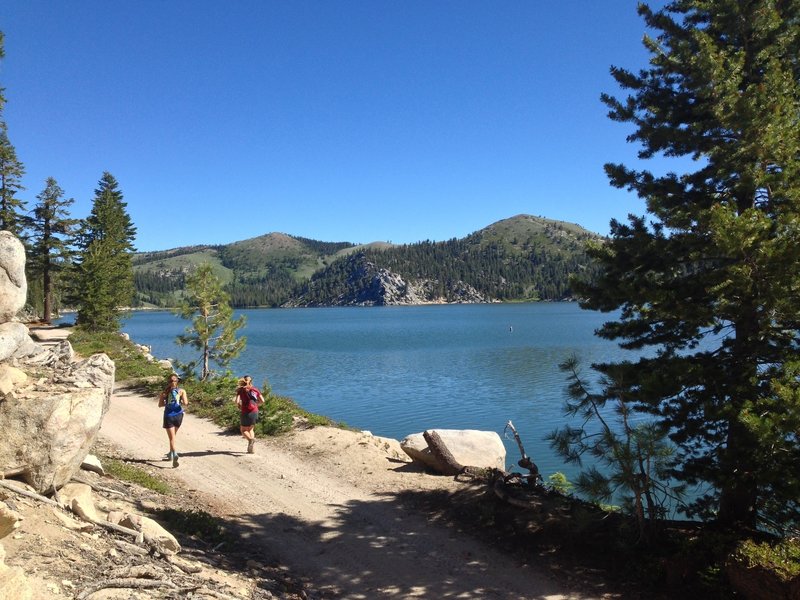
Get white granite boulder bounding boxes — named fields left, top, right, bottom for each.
left=0, top=353, right=115, bottom=493
left=400, top=429, right=506, bottom=473
left=58, top=482, right=100, bottom=523
left=0, top=232, right=26, bottom=322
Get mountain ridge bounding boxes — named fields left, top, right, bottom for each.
left=132, top=214, right=603, bottom=308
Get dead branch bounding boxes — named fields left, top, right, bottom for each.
left=86, top=517, right=145, bottom=544
left=182, top=587, right=240, bottom=600
left=113, top=539, right=149, bottom=555
left=69, top=474, right=126, bottom=497
left=504, top=420, right=541, bottom=481
left=0, top=479, right=60, bottom=506
left=76, top=577, right=177, bottom=599
left=164, top=553, right=203, bottom=574
left=106, top=564, right=165, bottom=579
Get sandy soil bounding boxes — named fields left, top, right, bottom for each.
left=97, top=385, right=595, bottom=600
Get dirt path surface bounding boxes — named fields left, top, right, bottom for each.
left=100, top=386, right=595, bottom=600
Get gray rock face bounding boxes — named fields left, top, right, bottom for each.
left=0, top=232, right=26, bottom=322
left=288, top=253, right=491, bottom=307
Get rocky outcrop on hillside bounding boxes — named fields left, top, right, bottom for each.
left=288, top=254, right=490, bottom=307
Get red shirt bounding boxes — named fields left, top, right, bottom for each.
left=237, top=386, right=262, bottom=414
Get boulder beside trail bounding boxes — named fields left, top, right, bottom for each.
left=0, top=353, right=115, bottom=492
left=0, top=232, right=26, bottom=322
left=400, top=429, right=506, bottom=474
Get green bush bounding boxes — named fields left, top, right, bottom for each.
left=72, top=328, right=338, bottom=437
left=103, top=457, right=171, bottom=494
left=731, top=538, right=800, bottom=581
left=177, top=373, right=336, bottom=437
left=70, top=328, right=169, bottom=382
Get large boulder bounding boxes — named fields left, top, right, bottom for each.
left=0, top=322, right=37, bottom=362
left=0, top=232, right=26, bottom=322
left=0, top=543, right=31, bottom=600
left=58, top=482, right=100, bottom=523
left=400, top=429, right=506, bottom=473
left=0, top=353, right=115, bottom=492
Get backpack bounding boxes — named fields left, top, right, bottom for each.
left=242, top=388, right=259, bottom=409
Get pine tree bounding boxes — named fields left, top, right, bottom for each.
left=176, top=263, right=246, bottom=381
left=74, top=172, right=137, bottom=331
left=0, top=33, right=28, bottom=237
left=28, top=177, right=78, bottom=323
left=575, top=2, right=800, bottom=530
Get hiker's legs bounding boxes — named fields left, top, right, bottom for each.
left=166, top=426, right=178, bottom=453
left=240, top=425, right=254, bottom=441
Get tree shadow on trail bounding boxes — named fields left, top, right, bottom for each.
left=211, top=484, right=633, bottom=600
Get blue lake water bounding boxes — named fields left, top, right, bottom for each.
left=105, top=302, right=637, bottom=480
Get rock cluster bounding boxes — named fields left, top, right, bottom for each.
left=0, top=232, right=115, bottom=597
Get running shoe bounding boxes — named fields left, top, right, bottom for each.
left=164, top=451, right=173, bottom=462
left=247, top=439, right=255, bottom=454
left=172, top=452, right=180, bottom=468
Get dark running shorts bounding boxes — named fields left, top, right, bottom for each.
left=163, top=413, right=184, bottom=429
left=240, top=411, right=259, bottom=427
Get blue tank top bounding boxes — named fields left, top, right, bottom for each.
left=164, top=388, right=184, bottom=417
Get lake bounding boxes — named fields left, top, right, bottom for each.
left=107, top=302, right=636, bottom=481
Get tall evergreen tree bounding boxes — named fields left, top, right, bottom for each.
left=176, top=263, right=246, bottom=381
left=74, top=172, right=137, bottom=331
left=28, top=177, right=78, bottom=323
left=0, top=32, right=28, bottom=237
left=575, top=2, right=800, bottom=530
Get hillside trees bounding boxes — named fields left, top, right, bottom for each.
left=28, top=177, right=78, bottom=323
left=176, top=263, right=246, bottom=381
left=575, top=1, right=800, bottom=530
left=73, top=172, right=137, bottom=331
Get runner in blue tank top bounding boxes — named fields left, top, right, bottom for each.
left=158, top=374, right=189, bottom=467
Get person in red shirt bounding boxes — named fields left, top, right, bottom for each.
left=234, top=375, right=264, bottom=454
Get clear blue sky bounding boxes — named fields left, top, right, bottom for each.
left=1, top=1, right=658, bottom=252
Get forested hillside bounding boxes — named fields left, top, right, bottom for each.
left=132, top=215, right=602, bottom=307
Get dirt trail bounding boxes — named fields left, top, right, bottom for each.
left=100, top=385, right=596, bottom=600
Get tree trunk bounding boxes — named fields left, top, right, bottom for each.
left=423, top=430, right=463, bottom=476
left=43, top=264, right=52, bottom=324
left=718, top=420, right=758, bottom=527
left=202, top=342, right=210, bottom=381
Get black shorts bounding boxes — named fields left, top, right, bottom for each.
left=163, top=413, right=184, bottom=429
left=240, top=411, right=259, bottom=427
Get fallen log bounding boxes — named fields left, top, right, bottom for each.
left=76, top=577, right=177, bottom=599
left=0, top=479, right=60, bottom=506
left=423, top=430, right=464, bottom=476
